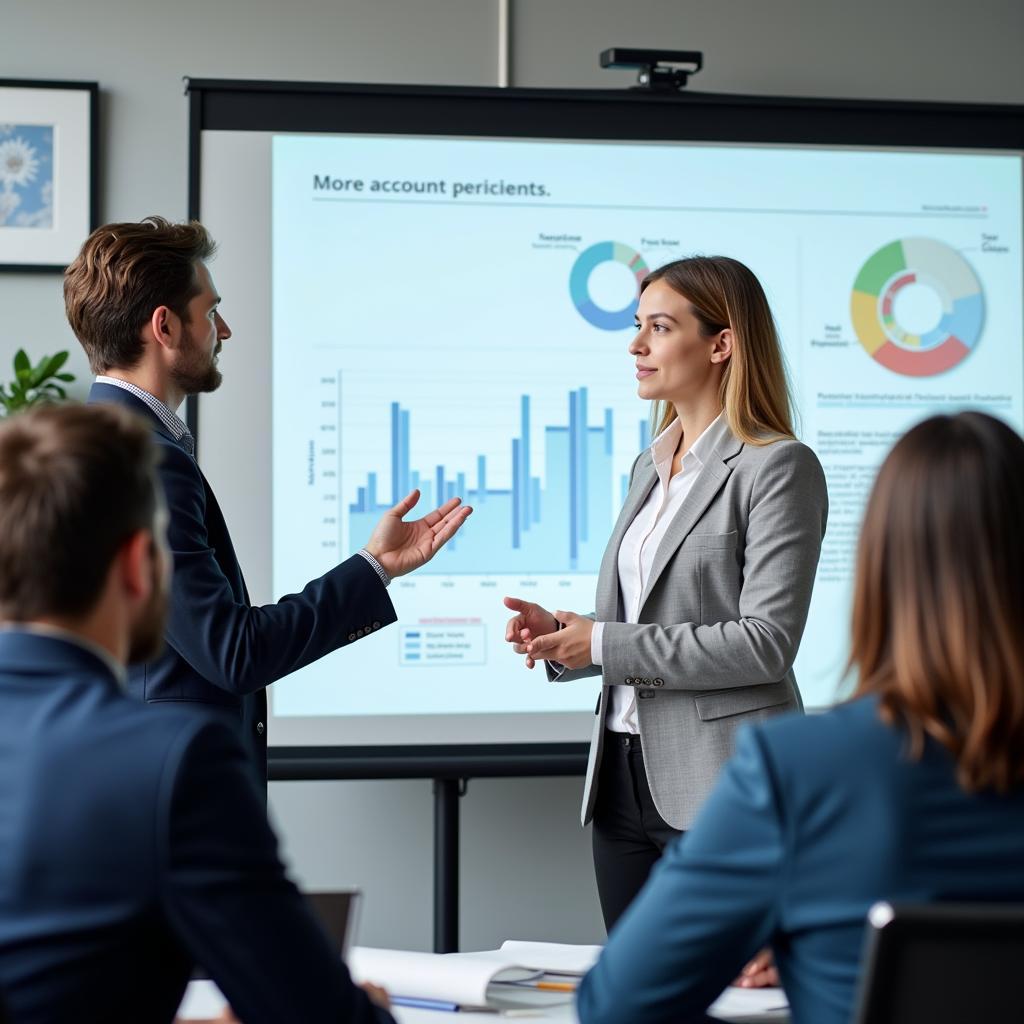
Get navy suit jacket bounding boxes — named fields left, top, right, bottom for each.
left=88, top=382, right=397, bottom=780
left=0, top=631, right=393, bottom=1024
left=577, top=694, right=1024, bottom=1024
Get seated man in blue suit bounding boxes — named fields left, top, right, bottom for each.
left=576, top=412, right=1024, bottom=1024
left=63, top=217, right=471, bottom=781
left=0, top=403, right=394, bottom=1024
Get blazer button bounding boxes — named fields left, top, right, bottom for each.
left=348, top=633, right=356, bottom=641
left=625, top=677, right=634, bottom=685
left=654, top=678, right=664, bottom=687
left=256, top=722, right=265, bottom=736
left=373, top=621, right=381, bottom=629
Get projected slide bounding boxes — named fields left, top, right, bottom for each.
left=271, top=133, right=1023, bottom=717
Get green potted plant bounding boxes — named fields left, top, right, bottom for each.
left=0, top=349, right=75, bottom=415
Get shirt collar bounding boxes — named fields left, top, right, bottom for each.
left=0, top=623, right=127, bottom=689
left=94, top=375, right=193, bottom=452
left=650, top=412, right=729, bottom=472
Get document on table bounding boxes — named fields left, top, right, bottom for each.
left=349, top=946, right=573, bottom=1010
left=709, top=986, right=790, bottom=1021
left=176, top=979, right=226, bottom=1019
left=496, top=941, right=603, bottom=976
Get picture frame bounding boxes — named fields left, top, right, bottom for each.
left=0, top=79, right=98, bottom=272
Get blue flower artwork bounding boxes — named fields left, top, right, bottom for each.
left=0, top=124, right=54, bottom=228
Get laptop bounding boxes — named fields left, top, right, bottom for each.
left=306, top=888, right=362, bottom=959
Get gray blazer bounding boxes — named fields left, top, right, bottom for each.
left=554, top=427, right=828, bottom=830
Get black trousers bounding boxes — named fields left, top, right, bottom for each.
left=591, top=730, right=683, bottom=933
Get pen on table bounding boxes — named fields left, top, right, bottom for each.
left=492, top=980, right=577, bottom=993
left=389, top=997, right=544, bottom=1017
left=390, top=995, right=460, bottom=1012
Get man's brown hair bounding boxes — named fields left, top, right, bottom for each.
left=850, top=411, right=1024, bottom=793
left=64, top=216, right=216, bottom=373
left=0, top=404, right=160, bottom=619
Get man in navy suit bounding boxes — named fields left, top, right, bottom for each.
left=64, top=217, right=471, bottom=780
left=0, top=403, right=393, bottom=1023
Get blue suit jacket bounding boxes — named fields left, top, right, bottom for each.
left=577, top=694, right=1024, bottom=1024
left=88, top=382, right=397, bottom=780
left=0, top=631, right=393, bottom=1024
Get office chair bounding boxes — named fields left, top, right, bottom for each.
left=852, top=901, right=1024, bottom=1023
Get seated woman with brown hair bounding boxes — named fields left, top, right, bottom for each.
left=577, top=411, right=1024, bottom=1024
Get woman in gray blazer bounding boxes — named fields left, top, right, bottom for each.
left=505, top=256, right=828, bottom=931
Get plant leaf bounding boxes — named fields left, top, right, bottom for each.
left=55, top=373, right=75, bottom=382
left=13, top=350, right=29, bottom=376
left=29, top=359, right=49, bottom=388
left=45, top=351, right=69, bottom=377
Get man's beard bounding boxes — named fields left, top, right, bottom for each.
left=170, top=327, right=223, bottom=397
left=126, top=554, right=169, bottom=665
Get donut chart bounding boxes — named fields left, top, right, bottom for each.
left=851, top=238, right=984, bottom=377
left=570, top=241, right=649, bottom=330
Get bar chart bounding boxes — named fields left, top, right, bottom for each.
left=347, top=387, right=648, bottom=575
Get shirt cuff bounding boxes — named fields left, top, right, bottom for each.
left=357, top=549, right=391, bottom=588
left=590, top=621, right=604, bottom=666
left=546, top=617, right=570, bottom=677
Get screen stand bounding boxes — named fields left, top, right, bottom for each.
left=433, top=777, right=467, bottom=952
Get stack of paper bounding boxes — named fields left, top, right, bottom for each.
left=497, top=941, right=603, bottom=976
left=349, top=946, right=579, bottom=1011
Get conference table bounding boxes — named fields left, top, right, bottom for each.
left=179, top=977, right=789, bottom=1023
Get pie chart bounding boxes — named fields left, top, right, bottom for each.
left=570, top=241, right=649, bottom=331
left=850, top=238, right=984, bottom=377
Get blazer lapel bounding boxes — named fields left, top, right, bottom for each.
left=595, top=455, right=658, bottom=621
left=637, top=432, right=743, bottom=611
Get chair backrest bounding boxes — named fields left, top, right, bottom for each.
left=852, top=902, right=1024, bottom=1024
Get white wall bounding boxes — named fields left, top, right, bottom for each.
left=2, top=0, right=1023, bottom=951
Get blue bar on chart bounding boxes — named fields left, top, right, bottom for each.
left=348, top=388, right=645, bottom=574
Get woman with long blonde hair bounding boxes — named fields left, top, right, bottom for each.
left=576, top=410, right=1024, bottom=1024
left=504, top=256, right=828, bottom=929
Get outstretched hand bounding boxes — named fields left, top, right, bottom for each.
left=365, top=490, right=472, bottom=579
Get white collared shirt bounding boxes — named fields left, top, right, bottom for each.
left=95, top=375, right=195, bottom=454
left=597, top=413, right=729, bottom=733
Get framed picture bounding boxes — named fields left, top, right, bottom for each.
left=0, top=79, right=98, bottom=272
